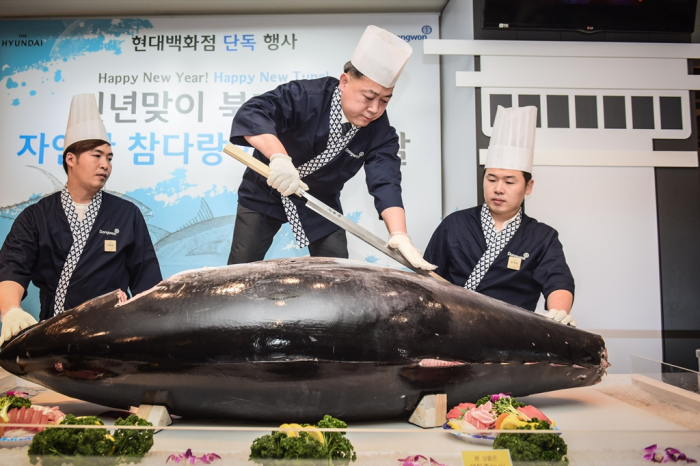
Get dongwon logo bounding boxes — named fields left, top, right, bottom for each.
left=398, top=25, right=433, bottom=43
left=99, top=228, right=120, bottom=236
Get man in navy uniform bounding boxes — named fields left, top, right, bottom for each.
left=424, top=106, right=576, bottom=326
left=0, top=94, right=162, bottom=345
left=227, top=25, right=436, bottom=271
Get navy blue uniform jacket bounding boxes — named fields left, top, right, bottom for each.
left=423, top=206, right=575, bottom=311
left=229, top=77, right=403, bottom=243
left=0, top=191, right=162, bottom=321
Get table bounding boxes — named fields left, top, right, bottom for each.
left=1, top=372, right=698, bottom=465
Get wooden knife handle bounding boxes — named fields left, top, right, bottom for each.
left=224, top=143, right=271, bottom=178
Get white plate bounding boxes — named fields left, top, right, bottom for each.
left=448, top=430, right=496, bottom=445
left=0, top=429, right=35, bottom=448
left=448, top=427, right=561, bottom=446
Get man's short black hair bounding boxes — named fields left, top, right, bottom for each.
left=343, top=61, right=364, bottom=80
left=62, top=139, right=111, bottom=174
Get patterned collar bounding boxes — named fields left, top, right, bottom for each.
left=465, top=204, right=523, bottom=291
left=480, top=203, right=522, bottom=244
left=54, top=187, right=103, bottom=315
left=282, top=86, right=360, bottom=249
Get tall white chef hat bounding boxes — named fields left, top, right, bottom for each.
left=351, top=25, right=412, bottom=88
left=64, top=93, right=109, bottom=149
left=485, top=105, right=538, bottom=174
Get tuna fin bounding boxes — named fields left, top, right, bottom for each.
left=148, top=224, right=171, bottom=243
left=105, top=191, right=153, bottom=220
left=178, top=198, right=214, bottom=231
left=27, top=165, right=64, bottom=192
left=185, top=240, right=229, bottom=256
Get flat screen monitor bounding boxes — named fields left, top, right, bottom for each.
left=483, top=0, right=697, bottom=33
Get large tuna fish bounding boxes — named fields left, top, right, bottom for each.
left=0, top=258, right=608, bottom=421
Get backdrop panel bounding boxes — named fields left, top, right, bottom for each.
left=0, top=14, right=442, bottom=318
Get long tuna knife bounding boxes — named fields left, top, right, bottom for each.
left=223, top=143, right=446, bottom=281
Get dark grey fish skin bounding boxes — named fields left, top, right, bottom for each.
left=0, top=258, right=608, bottom=421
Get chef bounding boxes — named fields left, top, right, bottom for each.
left=423, top=106, right=576, bottom=325
left=0, top=93, right=162, bottom=344
left=227, top=25, right=435, bottom=271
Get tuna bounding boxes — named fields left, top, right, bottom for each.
left=0, top=258, right=608, bottom=421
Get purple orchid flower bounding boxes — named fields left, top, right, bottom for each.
left=398, top=455, right=427, bottom=466
left=166, top=449, right=221, bottom=464
left=199, top=453, right=222, bottom=465
left=398, top=455, right=449, bottom=466
left=645, top=445, right=668, bottom=463
left=490, top=393, right=510, bottom=403
left=644, top=445, right=696, bottom=464
left=667, top=448, right=683, bottom=463
left=665, top=448, right=698, bottom=464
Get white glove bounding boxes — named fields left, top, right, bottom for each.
left=387, top=233, right=437, bottom=271
left=540, top=309, right=577, bottom=327
left=0, top=307, right=38, bottom=345
left=267, top=153, right=309, bottom=197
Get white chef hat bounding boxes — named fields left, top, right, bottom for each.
left=64, top=93, right=109, bottom=149
left=485, top=105, right=538, bottom=174
left=351, top=25, right=412, bottom=88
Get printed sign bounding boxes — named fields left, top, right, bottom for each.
left=461, top=450, right=513, bottom=466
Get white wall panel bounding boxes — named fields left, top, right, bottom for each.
left=438, top=0, right=477, bottom=215
left=526, top=166, right=663, bottom=373
left=425, top=39, right=700, bottom=59
left=458, top=56, right=700, bottom=90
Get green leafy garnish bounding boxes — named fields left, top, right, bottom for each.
left=250, top=415, right=357, bottom=464
left=28, top=414, right=154, bottom=466
left=0, top=395, right=31, bottom=421
left=251, top=431, right=328, bottom=460
left=493, top=418, right=568, bottom=464
left=113, top=415, right=154, bottom=457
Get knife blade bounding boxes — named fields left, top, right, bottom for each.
left=223, top=143, right=445, bottom=280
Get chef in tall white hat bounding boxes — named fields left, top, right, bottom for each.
left=227, top=25, right=435, bottom=271
left=0, top=94, right=162, bottom=344
left=424, top=106, right=576, bottom=324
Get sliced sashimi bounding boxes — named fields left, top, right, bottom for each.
left=30, top=408, right=41, bottom=425
left=446, top=402, right=476, bottom=419
left=37, top=413, right=49, bottom=432
left=517, top=405, right=552, bottom=424
left=17, top=406, right=27, bottom=424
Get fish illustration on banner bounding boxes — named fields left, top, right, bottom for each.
left=0, top=166, right=152, bottom=221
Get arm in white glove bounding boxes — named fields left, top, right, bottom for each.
left=539, top=308, right=577, bottom=327
left=0, top=307, right=38, bottom=345
left=267, top=153, right=309, bottom=197
left=387, top=232, right=437, bottom=271
left=541, top=289, right=575, bottom=326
